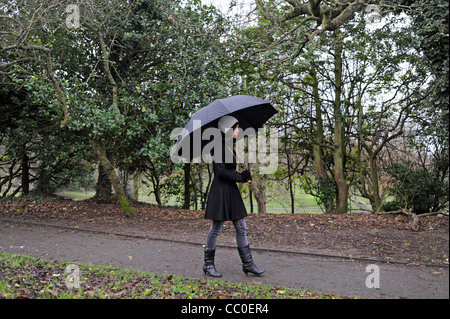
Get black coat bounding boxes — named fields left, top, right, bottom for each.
left=204, top=144, right=248, bottom=221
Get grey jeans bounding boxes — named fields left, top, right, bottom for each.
left=205, top=219, right=248, bottom=250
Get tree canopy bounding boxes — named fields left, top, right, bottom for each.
left=1, top=0, right=448, bottom=216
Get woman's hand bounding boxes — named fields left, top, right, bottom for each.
left=240, top=170, right=252, bottom=182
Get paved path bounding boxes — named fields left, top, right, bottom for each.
left=0, top=219, right=448, bottom=299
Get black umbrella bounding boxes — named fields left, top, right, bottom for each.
left=171, top=95, right=277, bottom=162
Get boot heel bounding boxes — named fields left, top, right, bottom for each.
left=238, top=245, right=265, bottom=276
left=204, top=266, right=222, bottom=277
left=203, top=249, right=222, bottom=277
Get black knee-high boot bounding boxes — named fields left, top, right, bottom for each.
left=238, top=245, right=265, bottom=276
left=203, top=248, right=222, bottom=277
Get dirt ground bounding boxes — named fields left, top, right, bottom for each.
left=0, top=196, right=448, bottom=266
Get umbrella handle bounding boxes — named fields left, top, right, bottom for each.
left=242, top=167, right=252, bottom=184
left=233, top=150, right=251, bottom=184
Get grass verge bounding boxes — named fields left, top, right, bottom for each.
left=0, top=252, right=345, bottom=299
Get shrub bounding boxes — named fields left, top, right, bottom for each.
left=386, top=162, right=448, bottom=214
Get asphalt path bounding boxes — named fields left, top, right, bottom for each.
left=0, top=219, right=448, bottom=299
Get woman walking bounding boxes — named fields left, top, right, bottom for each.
left=203, top=115, right=265, bottom=277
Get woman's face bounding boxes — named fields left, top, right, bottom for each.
left=232, top=124, right=240, bottom=139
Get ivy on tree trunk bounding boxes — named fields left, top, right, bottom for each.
left=92, top=140, right=136, bottom=217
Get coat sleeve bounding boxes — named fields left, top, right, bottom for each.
left=214, top=162, right=243, bottom=183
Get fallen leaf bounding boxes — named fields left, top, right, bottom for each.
left=247, top=281, right=262, bottom=285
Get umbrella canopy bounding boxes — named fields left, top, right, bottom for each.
left=171, top=95, right=277, bottom=162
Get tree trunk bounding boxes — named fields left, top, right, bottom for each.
left=147, top=161, right=162, bottom=206
left=190, top=172, right=198, bottom=210
left=311, top=61, right=335, bottom=213
left=34, top=135, right=54, bottom=196
left=253, top=178, right=267, bottom=214
left=133, top=174, right=140, bottom=201
left=333, top=31, right=348, bottom=214
left=21, top=151, right=29, bottom=196
left=94, top=163, right=113, bottom=201
left=370, top=156, right=383, bottom=213
left=92, top=140, right=136, bottom=217
left=289, top=175, right=295, bottom=214
left=35, top=168, right=53, bottom=195
left=183, top=163, right=191, bottom=209
left=287, top=156, right=295, bottom=214
left=249, top=188, right=254, bottom=213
